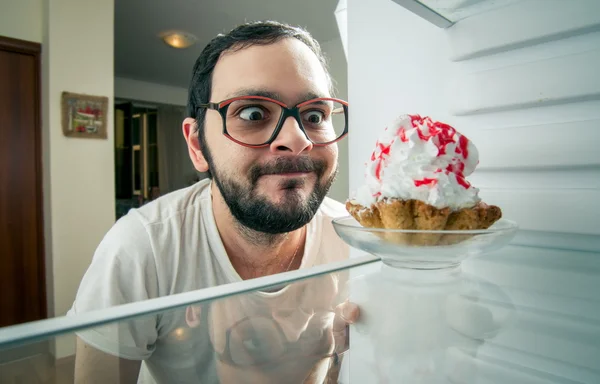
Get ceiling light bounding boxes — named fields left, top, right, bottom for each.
left=159, top=31, right=198, bottom=49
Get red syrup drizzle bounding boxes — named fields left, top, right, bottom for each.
left=371, top=141, right=392, bottom=181
left=414, top=178, right=438, bottom=187
left=405, top=115, right=473, bottom=189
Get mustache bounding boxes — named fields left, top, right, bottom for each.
left=249, top=156, right=326, bottom=184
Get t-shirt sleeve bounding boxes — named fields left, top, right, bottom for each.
left=68, top=212, right=160, bottom=360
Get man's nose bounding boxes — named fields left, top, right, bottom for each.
left=269, top=115, right=314, bottom=155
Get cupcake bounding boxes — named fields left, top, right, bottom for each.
left=346, top=114, right=501, bottom=246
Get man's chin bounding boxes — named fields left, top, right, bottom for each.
left=259, top=185, right=312, bottom=206
left=213, top=169, right=331, bottom=234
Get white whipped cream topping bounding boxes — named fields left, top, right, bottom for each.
left=351, top=114, right=481, bottom=211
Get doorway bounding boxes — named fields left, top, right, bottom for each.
left=114, top=101, right=160, bottom=220
left=0, top=36, right=46, bottom=327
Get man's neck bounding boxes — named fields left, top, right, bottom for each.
left=211, top=183, right=306, bottom=280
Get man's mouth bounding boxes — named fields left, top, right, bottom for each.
left=263, top=171, right=312, bottom=177
left=249, top=156, right=325, bottom=185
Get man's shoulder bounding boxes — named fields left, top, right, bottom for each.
left=92, top=180, right=212, bottom=262
left=85, top=179, right=216, bottom=298
left=312, top=196, right=351, bottom=264
left=318, top=196, right=349, bottom=220
left=131, top=179, right=211, bottom=226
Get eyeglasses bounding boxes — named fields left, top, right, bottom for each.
left=196, top=95, right=348, bottom=148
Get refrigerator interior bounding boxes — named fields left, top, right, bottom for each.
left=343, top=0, right=600, bottom=382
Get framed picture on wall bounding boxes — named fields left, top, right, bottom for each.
left=61, top=91, right=109, bottom=139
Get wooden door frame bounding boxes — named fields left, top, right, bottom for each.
left=0, top=35, right=47, bottom=320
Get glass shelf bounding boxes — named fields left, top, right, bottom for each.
left=0, top=247, right=598, bottom=383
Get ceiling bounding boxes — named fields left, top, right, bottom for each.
left=114, top=0, right=342, bottom=88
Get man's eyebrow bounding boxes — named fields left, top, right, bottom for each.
left=224, top=88, right=328, bottom=105
left=300, top=91, right=328, bottom=103
left=225, top=88, right=283, bottom=101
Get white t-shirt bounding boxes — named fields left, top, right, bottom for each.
left=68, top=179, right=350, bottom=383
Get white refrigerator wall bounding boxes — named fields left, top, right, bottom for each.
left=346, top=0, right=600, bottom=381
left=347, top=0, right=600, bottom=237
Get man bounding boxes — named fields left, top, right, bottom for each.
left=69, top=20, right=357, bottom=383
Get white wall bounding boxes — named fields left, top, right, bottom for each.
left=1, top=0, right=113, bottom=359
left=2, top=0, right=116, bottom=359
left=0, top=0, right=43, bottom=43
left=42, top=0, right=115, bottom=358
left=347, top=0, right=600, bottom=382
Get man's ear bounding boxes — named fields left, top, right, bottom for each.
left=182, top=117, right=209, bottom=173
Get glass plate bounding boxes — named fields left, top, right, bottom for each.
left=332, top=216, right=518, bottom=269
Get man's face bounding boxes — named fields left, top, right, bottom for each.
left=201, top=38, right=338, bottom=234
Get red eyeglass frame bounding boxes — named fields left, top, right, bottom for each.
left=196, top=95, right=349, bottom=148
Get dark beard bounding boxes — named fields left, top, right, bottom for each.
left=202, top=143, right=335, bottom=236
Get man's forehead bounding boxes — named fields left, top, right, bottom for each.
left=210, top=39, right=331, bottom=103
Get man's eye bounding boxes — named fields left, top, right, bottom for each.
left=304, top=110, right=325, bottom=124
left=239, top=107, right=266, bottom=121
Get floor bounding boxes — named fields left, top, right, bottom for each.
left=0, top=343, right=74, bottom=384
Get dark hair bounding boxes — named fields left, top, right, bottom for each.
left=186, top=20, right=333, bottom=144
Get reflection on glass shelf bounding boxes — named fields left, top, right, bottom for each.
left=0, top=250, right=598, bottom=383
left=400, top=0, right=523, bottom=24
left=0, top=264, right=361, bottom=384
left=350, top=264, right=516, bottom=383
